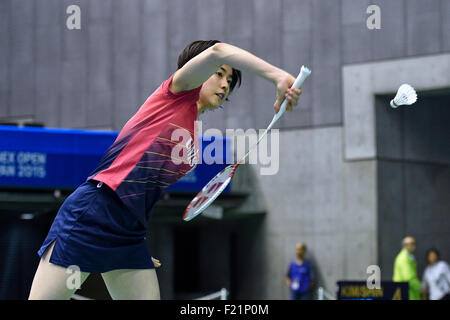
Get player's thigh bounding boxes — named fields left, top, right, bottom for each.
left=101, top=268, right=160, bottom=300
left=28, top=240, right=90, bottom=300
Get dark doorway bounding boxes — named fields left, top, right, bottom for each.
left=376, top=88, right=450, bottom=281
left=173, top=226, right=200, bottom=297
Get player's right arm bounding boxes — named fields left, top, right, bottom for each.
left=171, top=42, right=301, bottom=112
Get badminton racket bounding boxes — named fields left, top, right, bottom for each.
left=183, top=65, right=311, bottom=221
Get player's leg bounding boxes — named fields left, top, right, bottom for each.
left=28, top=240, right=90, bottom=300
left=101, top=268, right=160, bottom=300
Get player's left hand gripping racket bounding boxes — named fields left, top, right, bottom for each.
left=183, top=66, right=312, bottom=221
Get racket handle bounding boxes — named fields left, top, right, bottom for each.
left=268, top=65, right=312, bottom=130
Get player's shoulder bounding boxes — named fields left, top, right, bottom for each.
left=163, top=70, right=203, bottom=97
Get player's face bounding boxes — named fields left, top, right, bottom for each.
left=404, top=238, right=416, bottom=253
left=198, top=64, right=233, bottom=113
left=295, top=243, right=306, bottom=258
left=427, top=251, right=438, bottom=265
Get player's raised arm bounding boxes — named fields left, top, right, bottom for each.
left=171, top=42, right=301, bottom=112
left=173, top=42, right=285, bottom=90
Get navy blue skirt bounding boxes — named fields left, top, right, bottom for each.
left=37, top=180, right=155, bottom=273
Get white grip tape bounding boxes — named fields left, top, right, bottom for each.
left=267, top=65, right=311, bottom=130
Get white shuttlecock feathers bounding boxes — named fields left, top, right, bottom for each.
left=390, top=84, right=417, bottom=108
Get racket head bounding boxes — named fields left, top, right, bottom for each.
left=183, top=164, right=236, bottom=221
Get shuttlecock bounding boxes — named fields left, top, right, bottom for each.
left=390, top=84, right=417, bottom=108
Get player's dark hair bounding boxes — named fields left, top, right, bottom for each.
left=177, top=40, right=242, bottom=95
left=426, top=248, right=440, bottom=261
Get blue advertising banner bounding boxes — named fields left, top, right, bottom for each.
left=0, top=125, right=231, bottom=192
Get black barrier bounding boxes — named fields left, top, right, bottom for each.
left=337, top=281, right=409, bottom=300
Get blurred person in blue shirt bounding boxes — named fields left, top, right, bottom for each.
left=285, top=242, right=316, bottom=300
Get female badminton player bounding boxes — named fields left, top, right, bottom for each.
left=28, top=40, right=302, bottom=300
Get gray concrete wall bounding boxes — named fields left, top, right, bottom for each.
left=1, top=0, right=450, bottom=300
left=2, top=0, right=450, bottom=130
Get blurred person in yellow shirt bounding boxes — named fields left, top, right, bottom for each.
left=393, top=236, right=421, bottom=300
